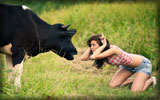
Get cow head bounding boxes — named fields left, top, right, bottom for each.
left=51, top=23, right=77, bottom=60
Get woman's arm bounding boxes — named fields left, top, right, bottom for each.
left=90, top=34, right=118, bottom=60
left=80, top=48, right=91, bottom=61
left=90, top=45, right=116, bottom=60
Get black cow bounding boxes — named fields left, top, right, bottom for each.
left=0, top=4, right=77, bottom=87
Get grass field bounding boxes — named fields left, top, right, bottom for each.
left=0, top=0, right=159, bottom=100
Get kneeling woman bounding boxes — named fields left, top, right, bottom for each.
left=80, top=34, right=156, bottom=92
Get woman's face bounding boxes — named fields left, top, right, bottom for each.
left=90, top=40, right=100, bottom=53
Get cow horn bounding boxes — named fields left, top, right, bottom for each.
left=62, top=24, right=71, bottom=29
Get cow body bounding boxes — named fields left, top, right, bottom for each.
left=0, top=4, right=77, bottom=87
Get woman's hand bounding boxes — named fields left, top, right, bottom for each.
left=80, top=48, right=91, bottom=61
left=100, top=34, right=107, bottom=46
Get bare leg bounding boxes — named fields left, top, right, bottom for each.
left=131, top=72, right=151, bottom=92
left=109, top=68, right=134, bottom=88
left=142, top=77, right=154, bottom=91
left=121, top=76, right=154, bottom=89
left=121, top=78, right=134, bottom=86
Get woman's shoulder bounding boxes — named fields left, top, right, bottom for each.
left=110, top=44, right=122, bottom=54
left=110, top=44, right=120, bottom=49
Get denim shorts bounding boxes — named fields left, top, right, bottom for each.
left=119, top=56, right=152, bottom=76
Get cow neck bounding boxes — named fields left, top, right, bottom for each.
left=30, top=16, right=41, bottom=53
left=34, top=24, right=41, bottom=53
left=35, top=27, right=41, bottom=53
left=37, top=25, right=51, bottom=53
left=28, top=10, right=43, bottom=53
left=31, top=12, right=52, bottom=53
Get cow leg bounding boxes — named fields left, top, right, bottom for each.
left=5, top=55, right=24, bottom=87
left=9, top=46, right=25, bottom=87
left=13, top=59, right=24, bottom=88
left=5, top=55, right=14, bottom=82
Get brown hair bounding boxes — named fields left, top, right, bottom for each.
left=87, top=34, right=110, bottom=69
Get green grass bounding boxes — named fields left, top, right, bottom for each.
left=0, top=0, right=159, bottom=100
left=0, top=52, right=157, bottom=100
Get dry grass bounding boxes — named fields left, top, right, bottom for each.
left=57, top=47, right=117, bottom=77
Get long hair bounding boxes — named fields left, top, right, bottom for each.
left=87, top=34, right=110, bottom=69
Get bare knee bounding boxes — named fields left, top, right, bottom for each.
left=131, top=85, right=144, bottom=92
left=109, top=81, right=121, bottom=88
left=131, top=88, right=143, bottom=92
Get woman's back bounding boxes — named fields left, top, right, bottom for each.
left=106, top=45, right=133, bottom=66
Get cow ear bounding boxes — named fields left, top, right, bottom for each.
left=60, top=29, right=76, bottom=37
left=62, top=24, right=71, bottom=30
left=67, top=29, right=76, bottom=37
